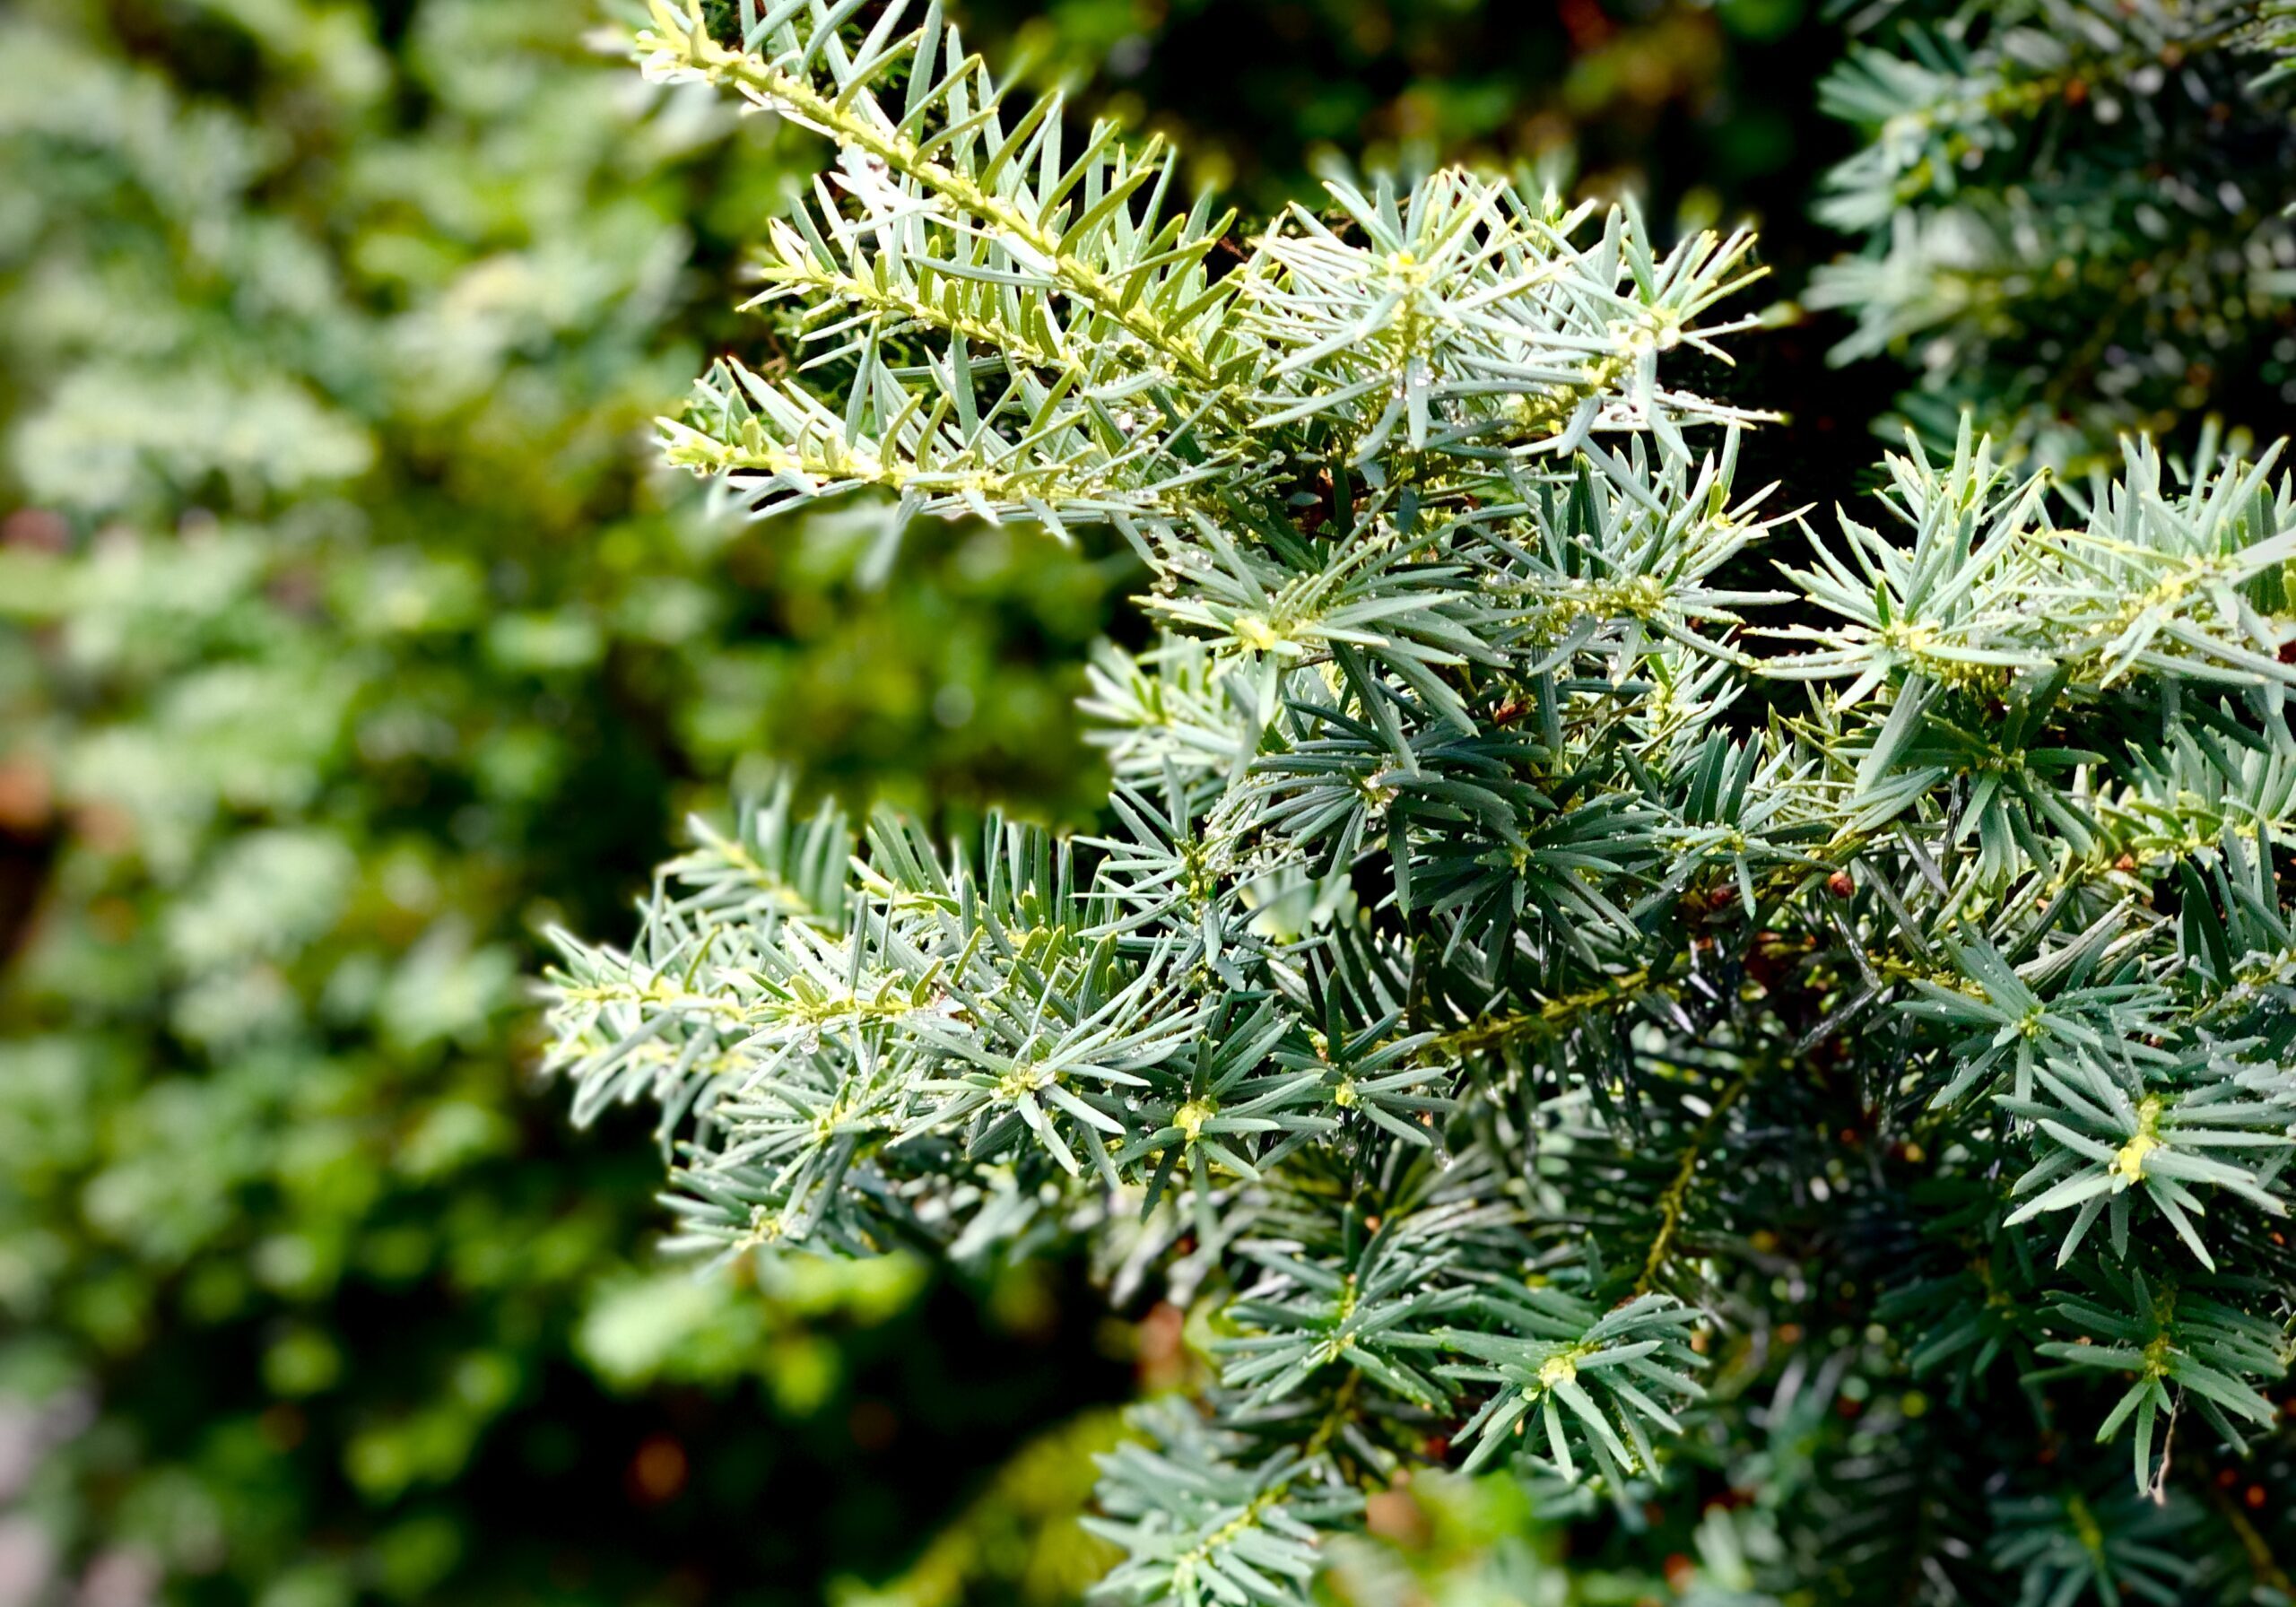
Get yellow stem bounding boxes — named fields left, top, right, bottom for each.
left=1634, top=1069, right=1753, bottom=1299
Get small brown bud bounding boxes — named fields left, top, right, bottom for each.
left=1826, top=870, right=1855, bottom=899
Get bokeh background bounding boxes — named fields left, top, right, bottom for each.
left=3, top=2, right=2280, bottom=1604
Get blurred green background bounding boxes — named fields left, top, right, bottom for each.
left=0, top=0, right=2087, bottom=1603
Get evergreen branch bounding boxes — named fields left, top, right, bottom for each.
left=551, top=14, right=2296, bottom=1603
left=1632, top=1068, right=1753, bottom=1299
left=639, top=0, right=1246, bottom=406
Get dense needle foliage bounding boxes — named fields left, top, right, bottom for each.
left=1813, top=0, right=2296, bottom=469
left=548, top=4, right=2296, bottom=1603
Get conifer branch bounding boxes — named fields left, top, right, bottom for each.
left=550, top=12, right=2296, bottom=1602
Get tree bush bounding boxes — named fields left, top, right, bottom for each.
left=550, top=5, right=2296, bottom=1604
left=0, top=3, right=1122, bottom=1601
